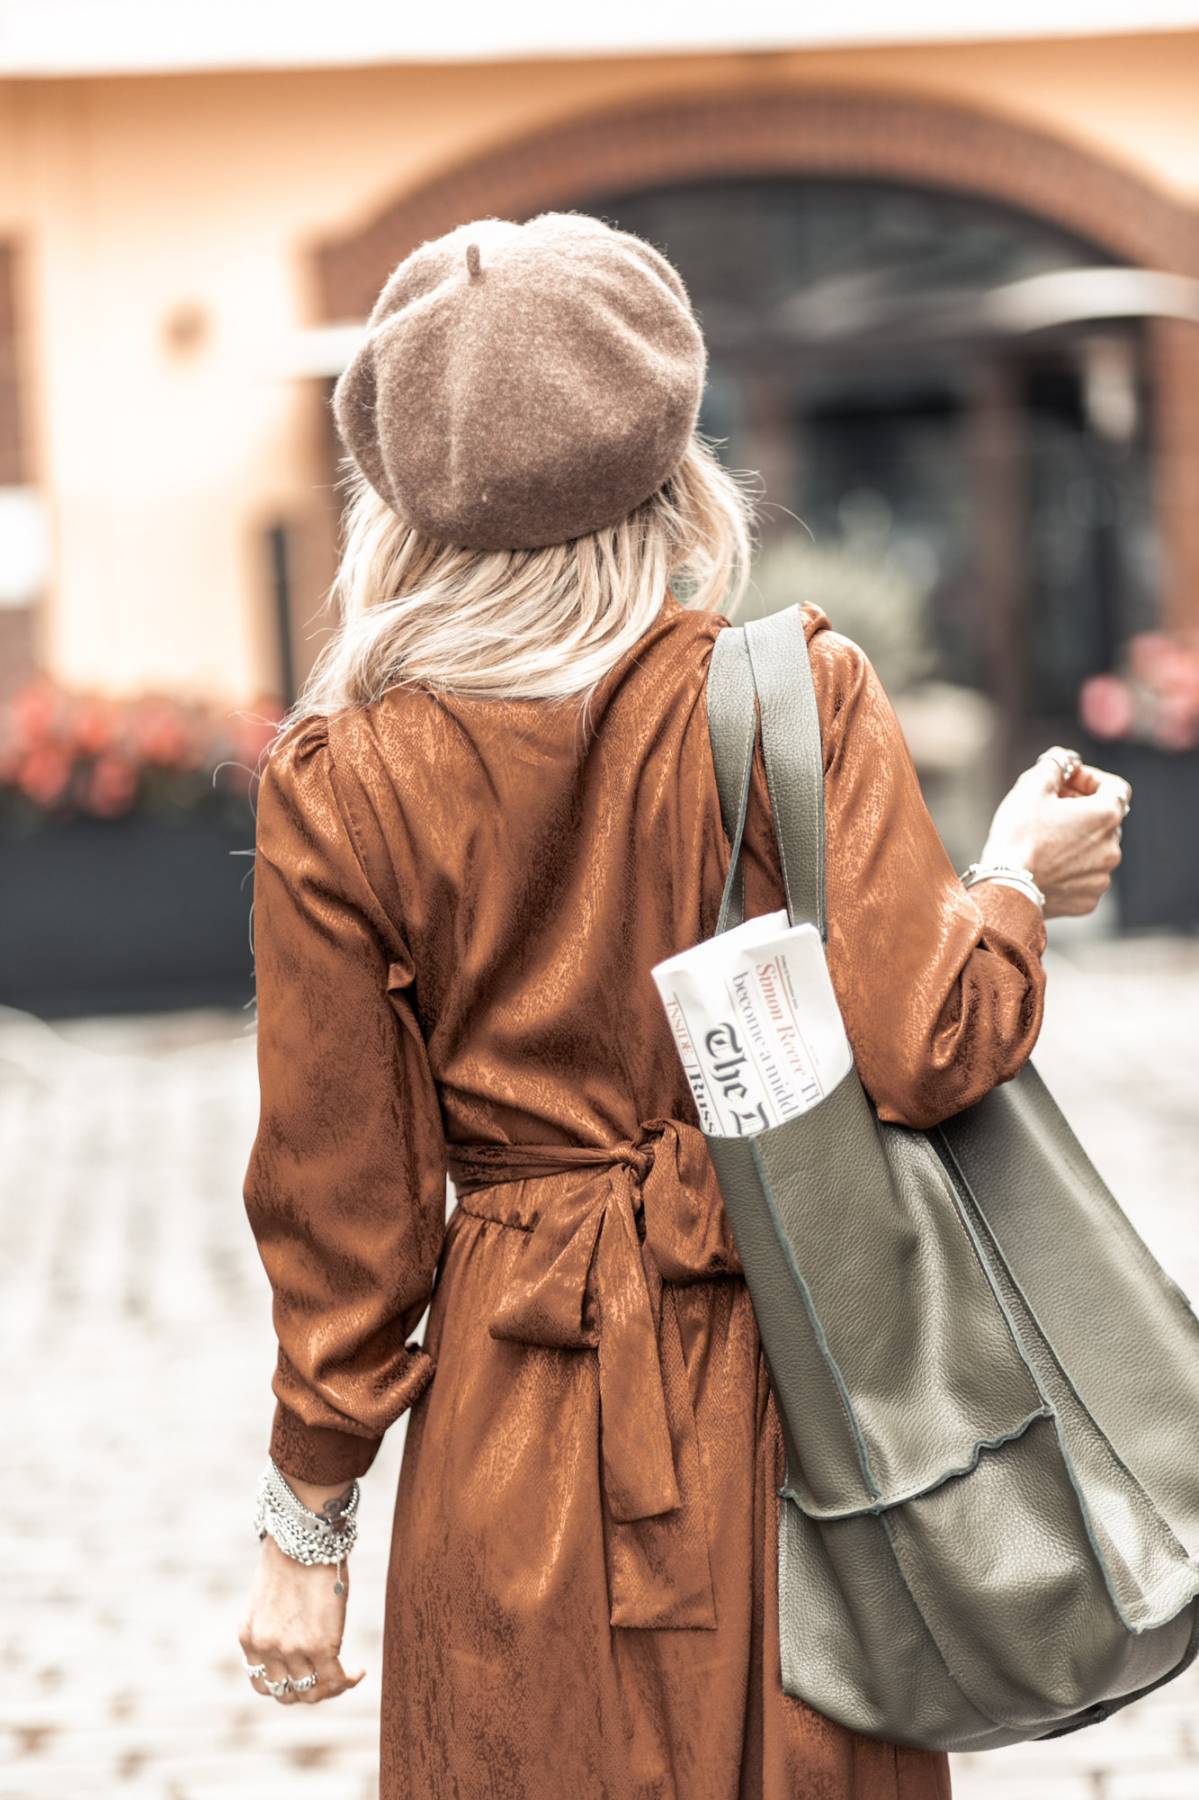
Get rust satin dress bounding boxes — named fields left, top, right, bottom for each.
left=242, top=594, right=1048, bottom=1799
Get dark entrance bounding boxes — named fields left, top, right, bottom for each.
left=588, top=177, right=1170, bottom=903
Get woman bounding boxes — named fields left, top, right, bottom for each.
left=237, top=212, right=1129, bottom=1799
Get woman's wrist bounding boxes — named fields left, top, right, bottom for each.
left=978, top=832, right=1037, bottom=876
left=254, top=1457, right=361, bottom=1594
left=287, top=1472, right=357, bottom=1519
left=960, top=860, right=1046, bottom=912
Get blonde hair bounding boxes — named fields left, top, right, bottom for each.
left=281, top=433, right=757, bottom=735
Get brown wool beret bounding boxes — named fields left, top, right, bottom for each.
left=331, top=211, right=707, bottom=551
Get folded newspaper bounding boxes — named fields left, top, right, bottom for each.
left=651, top=910, right=853, bottom=1138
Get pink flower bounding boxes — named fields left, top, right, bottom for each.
left=1157, top=642, right=1199, bottom=710
left=1127, top=631, right=1199, bottom=715
left=1150, top=696, right=1199, bottom=752
left=1127, top=633, right=1174, bottom=687
left=0, top=671, right=293, bottom=818
left=1079, top=674, right=1136, bottom=741
left=10, top=678, right=61, bottom=745
left=72, top=696, right=118, bottom=756
left=85, top=752, right=139, bottom=817
left=18, top=746, right=73, bottom=807
left=128, top=700, right=191, bottom=769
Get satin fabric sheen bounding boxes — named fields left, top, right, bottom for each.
left=243, top=594, right=1048, bottom=1798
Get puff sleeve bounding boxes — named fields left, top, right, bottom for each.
left=742, top=622, right=1048, bottom=1131
left=242, top=715, right=448, bottom=1486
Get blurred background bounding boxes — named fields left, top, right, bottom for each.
left=1, top=5, right=1197, bottom=1798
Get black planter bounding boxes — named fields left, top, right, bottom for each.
left=0, top=809, right=258, bottom=1018
left=1081, top=738, right=1199, bottom=932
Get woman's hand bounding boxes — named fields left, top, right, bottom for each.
left=980, top=747, right=1131, bottom=921
left=238, top=1475, right=366, bottom=1706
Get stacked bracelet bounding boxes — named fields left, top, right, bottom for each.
left=960, top=862, right=1046, bottom=911
left=253, top=1457, right=360, bottom=1595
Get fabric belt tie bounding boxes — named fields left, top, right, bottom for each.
left=446, top=1117, right=744, bottom=1631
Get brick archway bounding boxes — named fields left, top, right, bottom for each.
left=313, top=85, right=1199, bottom=628
left=315, top=87, right=1198, bottom=319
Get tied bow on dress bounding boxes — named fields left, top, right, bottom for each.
left=446, top=1118, right=745, bottom=1630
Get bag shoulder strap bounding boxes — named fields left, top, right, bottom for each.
left=706, top=604, right=827, bottom=941
left=706, top=625, right=756, bottom=933
left=744, top=606, right=826, bottom=941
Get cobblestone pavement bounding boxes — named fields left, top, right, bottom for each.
left=1, top=929, right=1196, bottom=1800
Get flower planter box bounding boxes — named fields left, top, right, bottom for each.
left=1084, top=739, right=1199, bottom=932
left=0, top=809, right=258, bottom=1018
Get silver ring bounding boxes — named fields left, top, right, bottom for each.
left=242, top=1658, right=268, bottom=1680
left=261, top=1675, right=292, bottom=1698
left=289, top=1671, right=319, bottom=1694
left=1038, top=747, right=1081, bottom=783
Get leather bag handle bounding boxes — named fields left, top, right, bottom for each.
left=707, top=623, right=756, bottom=934
left=707, top=604, right=827, bottom=942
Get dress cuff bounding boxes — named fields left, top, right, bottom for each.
left=971, top=877, right=1049, bottom=959
left=268, top=1344, right=437, bottom=1486
left=269, top=1405, right=383, bottom=1485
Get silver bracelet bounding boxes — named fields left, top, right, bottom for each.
left=960, top=862, right=1046, bottom=911
left=253, top=1457, right=360, bottom=1594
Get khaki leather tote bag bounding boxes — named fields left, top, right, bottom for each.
left=703, top=604, right=1199, bottom=1750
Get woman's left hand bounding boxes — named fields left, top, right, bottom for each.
left=238, top=1505, right=365, bottom=1705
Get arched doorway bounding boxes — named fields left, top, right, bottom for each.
left=580, top=176, right=1156, bottom=833
left=315, top=89, right=1199, bottom=317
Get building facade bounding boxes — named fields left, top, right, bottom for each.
left=1, top=28, right=1197, bottom=916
